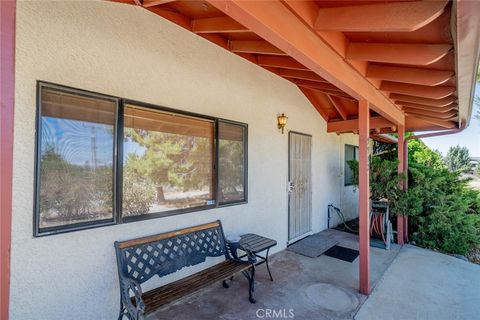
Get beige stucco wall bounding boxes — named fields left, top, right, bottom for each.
left=10, top=1, right=358, bottom=319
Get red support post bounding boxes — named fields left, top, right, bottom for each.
left=358, top=99, right=370, bottom=295
left=403, top=138, right=409, bottom=242
left=0, top=1, right=16, bottom=319
left=397, top=124, right=405, bottom=245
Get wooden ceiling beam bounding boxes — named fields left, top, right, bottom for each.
left=275, top=68, right=328, bottom=83
left=399, top=102, right=458, bottom=113
left=257, top=55, right=309, bottom=71
left=192, top=16, right=248, bottom=33
left=142, top=0, right=176, bottom=8
left=295, top=85, right=354, bottom=100
left=403, top=108, right=457, bottom=120
left=406, top=115, right=457, bottom=129
left=381, top=82, right=456, bottom=99
left=327, top=116, right=394, bottom=133
left=347, top=43, right=452, bottom=65
left=367, top=65, right=453, bottom=86
left=314, top=0, right=448, bottom=32
left=148, top=7, right=192, bottom=30
left=228, top=40, right=286, bottom=55
left=326, top=95, right=347, bottom=120
left=293, top=79, right=343, bottom=93
left=391, top=94, right=457, bottom=107
left=298, top=87, right=330, bottom=121
left=206, top=0, right=404, bottom=125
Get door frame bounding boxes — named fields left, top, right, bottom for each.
left=287, top=131, right=313, bottom=244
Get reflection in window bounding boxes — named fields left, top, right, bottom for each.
left=344, top=144, right=359, bottom=186
left=122, top=105, right=215, bottom=217
left=218, top=121, right=246, bottom=204
left=38, top=86, right=116, bottom=231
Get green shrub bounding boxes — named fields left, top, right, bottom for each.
left=348, top=143, right=480, bottom=256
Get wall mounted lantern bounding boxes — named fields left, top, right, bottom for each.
left=277, top=113, right=288, bottom=134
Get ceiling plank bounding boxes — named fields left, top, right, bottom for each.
left=314, top=0, right=448, bottom=32
left=327, top=116, right=394, bottom=133
left=381, top=82, right=456, bottom=99
left=192, top=16, right=248, bottom=33
left=326, top=95, right=347, bottom=120
left=206, top=0, right=404, bottom=125
left=228, top=40, right=286, bottom=55
left=367, top=65, right=453, bottom=86
left=347, top=43, right=452, bottom=65
left=391, top=94, right=456, bottom=107
left=143, top=0, right=176, bottom=8
left=257, top=55, right=309, bottom=71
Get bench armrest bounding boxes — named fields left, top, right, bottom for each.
left=120, top=277, right=145, bottom=320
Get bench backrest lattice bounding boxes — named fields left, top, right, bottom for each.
left=115, top=221, right=229, bottom=284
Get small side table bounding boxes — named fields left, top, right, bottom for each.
left=239, top=233, right=277, bottom=281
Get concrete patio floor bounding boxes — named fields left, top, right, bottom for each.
left=147, top=229, right=480, bottom=320
left=148, top=229, right=400, bottom=320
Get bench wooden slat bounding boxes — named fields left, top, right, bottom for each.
left=117, top=221, right=221, bottom=249
left=140, top=260, right=250, bottom=313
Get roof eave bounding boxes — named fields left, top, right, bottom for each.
left=454, top=0, right=480, bottom=128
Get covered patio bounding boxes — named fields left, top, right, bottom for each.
left=146, top=229, right=480, bottom=320
left=1, top=0, right=479, bottom=319
left=148, top=229, right=402, bottom=320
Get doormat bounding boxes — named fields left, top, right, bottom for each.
left=287, top=234, right=338, bottom=258
left=323, top=245, right=359, bottom=262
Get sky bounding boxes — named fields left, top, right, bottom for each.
left=421, top=84, right=480, bottom=158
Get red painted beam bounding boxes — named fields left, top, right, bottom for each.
left=347, top=43, right=452, bottom=65
left=367, top=65, right=453, bottom=86
left=382, top=81, right=456, bottom=100
left=391, top=94, right=457, bottom=107
left=228, top=40, right=286, bottom=55
left=0, top=1, right=15, bottom=319
left=257, top=55, right=309, bottom=71
left=142, top=0, right=175, bottom=8
left=205, top=0, right=404, bottom=126
left=358, top=99, right=370, bottom=295
left=314, top=0, right=448, bottom=32
left=327, top=116, right=394, bottom=133
left=192, top=16, right=248, bottom=33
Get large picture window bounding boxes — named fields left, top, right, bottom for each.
left=34, top=82, right=248, bottom=235
left=122, top=104, right=215, bottom=218
left=35, top=83, right=118, bottom=235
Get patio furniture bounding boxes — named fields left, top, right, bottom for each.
left=114, top=220, right=257, bottom=320
left=239, top=233, right=277, bottom=281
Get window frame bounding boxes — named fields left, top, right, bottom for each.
left=344, top=144, right=359, bottom=187
left=33, top=82, right=248, bottom=236
left=216, top=119, right=248, bottom=207
left=34, top=81, right=120, bottom=237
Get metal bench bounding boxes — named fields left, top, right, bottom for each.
left=114, top=220, right=256, bottom=320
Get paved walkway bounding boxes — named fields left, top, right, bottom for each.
left=355, top=245, right=480, bottom=320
